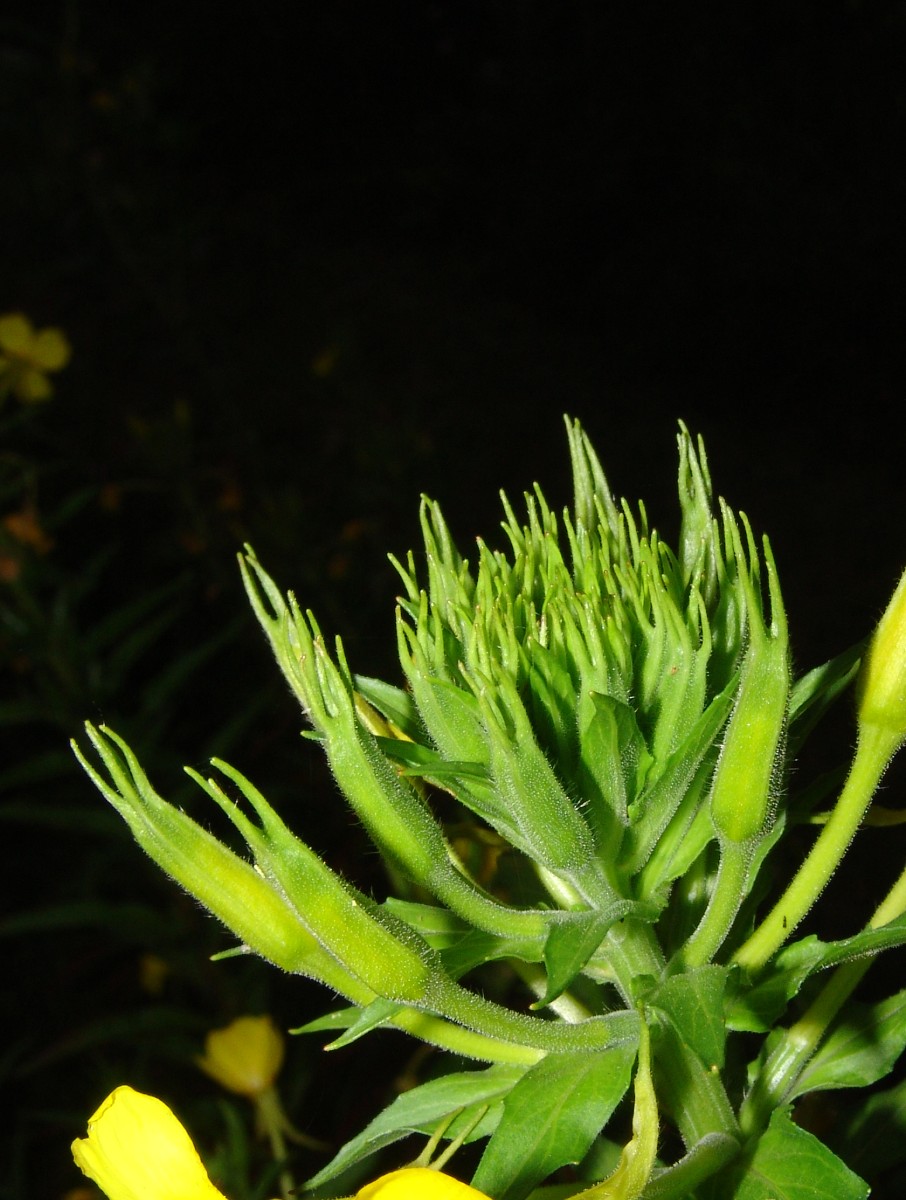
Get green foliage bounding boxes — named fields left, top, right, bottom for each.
left=74, top=418, right=906, bottom=1198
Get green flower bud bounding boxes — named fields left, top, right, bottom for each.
left=72, top=724, right=370, bottom=1001
left=190, top=758, right=438, bottom=1005
left=709, top=515, right=790, bottom=845
left=857, top=566, right=906, bottom=749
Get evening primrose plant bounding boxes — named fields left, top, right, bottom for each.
left=73, top=419, right=906, bottom=1199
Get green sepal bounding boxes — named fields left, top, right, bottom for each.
left=473, top=670, right=608, bottom=899
left=241, top=592, right=551, bottom=942
left=565, top=414, right=622, bottom=540
left=71, top=724, right=367, bottom=996
left=396, top=619, right=491, bottom=766
left=523, top=639, right=582, bottom=774
left=677, top=420, right=719, bottom=608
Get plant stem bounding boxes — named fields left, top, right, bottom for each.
left=677, top=840, right=751, bottom=969
left=601, top=916, right=667, bottom=1000
left=740, top=857, right=906, bottom=1136
left=602, top=919, right=741, bottom=1151
left=256, top=1087, right=294, bottom=1200
left=654, top=1022, right=740, bottom=1147
left=733, top=722, right=900, bottom=972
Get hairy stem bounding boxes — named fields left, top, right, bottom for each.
left=733, top=722, right=900, bottom=971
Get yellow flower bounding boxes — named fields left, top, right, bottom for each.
left=196, top=1015, right=285, bottom=1099
left=0, top=312, right=71, bottom=402
left=71, top=1086, right=227, bottom=1200
left=354, top=1168, right=490, bottom=1199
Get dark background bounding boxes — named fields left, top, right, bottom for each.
left=7, top=1, right=906, bottom=651
left=3, top=3, right=905, bottom=1197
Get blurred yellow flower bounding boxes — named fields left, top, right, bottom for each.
left=71, top=1086, right=226, bottom=1200
left=0, top=312, right=71, bottom=403
left=197, top=1015, right=285, bottom=1099
left=354, top=1168, right=489, bottom=1199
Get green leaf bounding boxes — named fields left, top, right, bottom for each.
left=375, top=736, right=488, bottom=784
left=291, top=1007, right=358, bottom=1036
left=354, top=674, right=421, bottom=739
left=787, top=642, right=864, bottom=754
left=324, top=998, right=403, bottom=1048
left=304, top=1063, right=528, bottom=1188
left=471, top=1044, right=637, bottom=1200
left=623, top=680, right=735, bottom=877
left=727, top=1108, right=868, bottom=1200
left=382, top=898, right=472, bottom=944
left=653, top=966, right=729, bottom=1069
left=440, top=928, right=544, bottom=977
left=576, top=692, right=640, bottom=835
left=789, top=988, right=906, bottom=1099
left=382, top=898, right=544, bottom=970
left=538, top=905, right=657, bottom=1009
left=837, top=1074, right=906, bottom=1179
left=727, top=915, right=906, bottom=1033
left=539, top=912, right=622, bottom=1010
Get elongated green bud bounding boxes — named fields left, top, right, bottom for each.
left=857, top=565, right=906, bottom=751
left=71, top=725, right=371, bottom=1000
left=734, top=566, right=906, bottom=972
left=242, top=553, right=553, bottom=941
left=709, top=515, right=790, bottom=845
left=191, top=759, right=437, bottom=1005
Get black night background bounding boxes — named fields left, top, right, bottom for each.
left=3, top=4, right=905, bottom=1196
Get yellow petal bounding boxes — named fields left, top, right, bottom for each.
left=15, top=367, right=53, bottom=402
left=32, top=326, right=72, bottom=370
left=71, top=1086, right=227, bottom=1200
left=355, top=1167, right=490, bottom=1199
left=0, top=313, right=33, bottom=354
left=197, top=1015, right=285, bottom=1098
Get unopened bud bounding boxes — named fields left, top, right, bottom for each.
left=858, top=566, right=906, bottom=749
